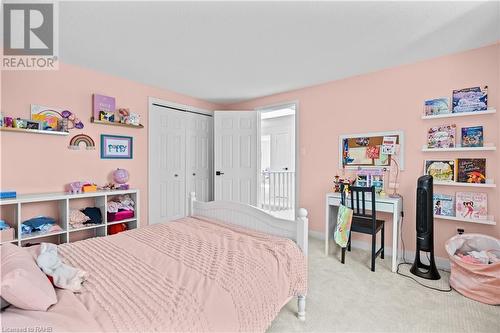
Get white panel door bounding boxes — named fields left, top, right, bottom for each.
left=186, top=113, right=213, bottom=203
left=214, top=111, right=258, bottom=205
left=149, top=106, right=186, bottom=223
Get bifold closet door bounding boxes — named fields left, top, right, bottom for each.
left=186, top=113, right=213, bottom=203
left=149, top=106, right=186, bottom=223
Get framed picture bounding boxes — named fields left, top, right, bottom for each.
left=100, top=134, right=133, bottom=159
left=26, top=120, right=41, bottom=130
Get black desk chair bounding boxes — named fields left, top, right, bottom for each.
left=340, top=184, right=385, bottom=272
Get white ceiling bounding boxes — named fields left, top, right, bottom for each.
left=60, top=1, right=500, bottom=104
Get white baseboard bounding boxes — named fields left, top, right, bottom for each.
left=309, top=230, right=450, bottom=270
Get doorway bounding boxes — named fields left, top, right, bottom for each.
left=258, top=102, right=297, bottom=220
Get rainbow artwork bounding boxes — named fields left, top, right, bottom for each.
left=69, top=134, right=96, bottom=150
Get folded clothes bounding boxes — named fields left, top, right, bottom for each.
left=22, top=216, right=55, bottom=229
left=81, top=207, right=102, bottom=224
left=0, top=220, right=10, bottom=230
left=107, top=195, right=135, bottom=213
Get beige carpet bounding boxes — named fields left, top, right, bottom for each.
left=269, top=238, right=500, bottom=333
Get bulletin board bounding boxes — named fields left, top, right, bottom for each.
left=338, top=130, right=405, bottom=170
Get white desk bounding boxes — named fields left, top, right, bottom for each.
left=325, top=192, right=403, bottom=272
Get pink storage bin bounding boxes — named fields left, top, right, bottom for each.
left=445, top=233, right=500, bottom=305
left=107, top=210, right=134, bottom=222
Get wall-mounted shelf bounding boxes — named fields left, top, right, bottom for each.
left=421, top=108, right=496, bottom=120
left=422, top=146, right=496, bottom=152
left=0, top=127, right=69, bottom=136
left=433, top=181, right=496, bottom=188
left=435, top=215, right=496, bottom=225
left=91, top=117, right=144, bottom=129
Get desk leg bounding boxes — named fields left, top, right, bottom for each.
left=325, top=199, right=330, bottom=256
left=391, top=209, right=399, bottom=272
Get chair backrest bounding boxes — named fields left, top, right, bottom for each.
left=340, top=184, right=377, bottom=224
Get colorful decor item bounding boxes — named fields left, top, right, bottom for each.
left=31, top=105, right=83, bottom=131
left=456, top=158, right=486, bottom=184
left=424, top=98, right=450, bottom=116
left=366, top=146, right=380, bottom=159
left=424, top=160, right=456, bottom=182
left=113, top=168, right=130, bottom=190
left=427, top=124, right=456, bottom=148
left=461, top=126, right=484, bottom=148
left=452, top=86, right=488, bottom=113
left=93, top=94, right=116, bottom=122
left=433, top=194, right=455, bottom=217
left=456, top=192, right=488, bottom=220
left=100, top=135, right=133, bottom=159
left=68, top=134, right=96, bottom=150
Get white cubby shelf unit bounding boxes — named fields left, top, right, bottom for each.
left=0, top=189, right=139, bottom=246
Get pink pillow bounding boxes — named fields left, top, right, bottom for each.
left=1, top=243, right=57, bottom=311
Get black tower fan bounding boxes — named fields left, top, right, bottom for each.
left=410, top=175, right=441, bottom=280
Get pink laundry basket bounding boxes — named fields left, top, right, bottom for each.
left=445, top=233, right=500, bottom=305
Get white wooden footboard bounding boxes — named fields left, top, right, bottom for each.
left=189, top=192, right=308, bottom=256
left=189, top=192, right=308, bottom=320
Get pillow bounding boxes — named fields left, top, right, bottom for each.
left=1, top=243, right=57, bottom=311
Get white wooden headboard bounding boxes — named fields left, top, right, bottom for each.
left=189, top=192, right=308, bottom=256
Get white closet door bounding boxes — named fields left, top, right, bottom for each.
left=214, top=111, right=258, bottom=205
left=149, top=106, right=186, bottom=223
left=186, top=113, right=213, bottom=203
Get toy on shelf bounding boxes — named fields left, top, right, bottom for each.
left=82, top=184, right=97, bottom=192
left=100, top=183, right=119, bottom=191
left=113, top=168, right=130, bottom=190
left=118, top=108, right=130, bottom=124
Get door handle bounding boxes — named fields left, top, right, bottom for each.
left=192, top=173, right=196, bottom=176
left=174, top=174, right=178, bottom=177
left=216, top=171, right=224, bottom=176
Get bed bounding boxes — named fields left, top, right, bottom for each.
left=1, top=193, right=308, bottom=332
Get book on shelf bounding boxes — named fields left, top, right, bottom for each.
left=424, top=98, right=450, bottom=116
left=452, top=86, right=488, bottom=113
left=427, top=124, right=456, bottom=148
left=461, top=126, right=484, bottom=147
left=433, top=194, right=455, bottom=217
left=424, top=160, right=456, bottom=182
left=455, top=192, right=488, bottom=220
left=456, top=158, right=486, bottom=184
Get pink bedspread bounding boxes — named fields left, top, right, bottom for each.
left=2, top=216, right=307, bottom=332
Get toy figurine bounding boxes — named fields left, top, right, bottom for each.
left=333, top=175, right=341, bottom=192
left=68, top=181, right=86, bottom=194
left=118, top=108, right=130, bottom=124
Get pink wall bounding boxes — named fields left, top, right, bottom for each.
left=224, top=43, right=500, bottom=256
left=1, top=63, right=219, bottom=226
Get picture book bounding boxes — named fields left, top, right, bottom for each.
left=461, top=126, right=484, bottom=147
left=455, top=192, right=487, bottom=220
left=30, top=104, right=62, bottom=130
left=427, top=124, right=456, bottom=148
left=433, top=194, right=455, bottom=217
left=452, top=86, right=488, bottom=113
left=93, top=94, right=116, bottom=122
left=424, top=160, right=455, bottom=182
left=457, top=158, right=486, bottom=184
left=424, top=98, right=450, bottom=116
